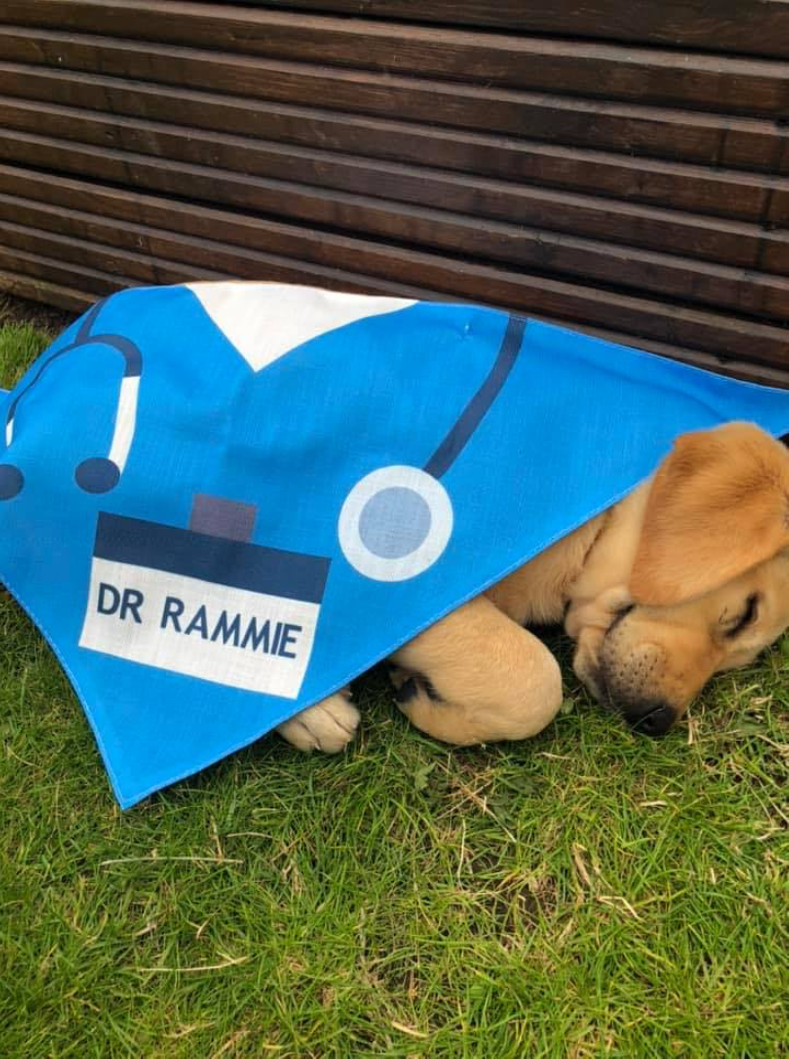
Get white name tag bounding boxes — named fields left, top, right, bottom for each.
left=79, top=514, right=329, bottom=700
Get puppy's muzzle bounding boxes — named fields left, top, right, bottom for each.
left=597, top=616, right=679, bottom=736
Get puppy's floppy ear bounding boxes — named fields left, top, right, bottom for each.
left=630, top=422, right=789, bottom=607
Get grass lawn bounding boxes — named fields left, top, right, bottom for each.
left=1, top=310, right=787, bottom=1058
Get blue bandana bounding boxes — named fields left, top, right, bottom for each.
left=2, top=283, right=788, bottom=807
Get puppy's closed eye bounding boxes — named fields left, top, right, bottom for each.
left=724, top=594, right=760, bottom=638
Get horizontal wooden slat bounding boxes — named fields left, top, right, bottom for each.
left=2, top=162, right=789, bottom=324
left=0, top=245, right=184, bottom=298
left=2, top=100, right=784, bottom=234
left=553, top=321, right=789, bottom=388
left=3, top=207, right=789, bottom=371
left=3, top=132, right=787, bottom=278
left=0, top=270, right=92, bottom=314
left=0, top=233, right=230, bottom=291
left=167, top=0, right=789, bottom=59
left=1, top=15, right=788, bottom=118
left=1, top=57, right=785, bottom=173
left=0, top=222, right=433, bottom=301
left=0, top=89, right=785, bottom=225
left=2, top=97, right=786, bottom=238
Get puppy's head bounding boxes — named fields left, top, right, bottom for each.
left=571, top=422, right=789, bottom=735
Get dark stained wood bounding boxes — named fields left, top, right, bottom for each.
left=1, top=86, right=785, bottom=223
left=154, top=0, right=789, bottom=59
left=1, top=59, right=785, bottom=173
left=0, top=245, right=145, bottom=298
left=0, top=269, right=91, bottom=313
left=2, top=132, right=788, bottom=276
left=1, top=1, right=789, bottom=378
left=3, top=97, right=788, bottom=229
left=557, top=321, right=789, bottom=387
left=0, top=223, right=427, bottom=302
left=1, top=17, right=788, bottom=118
left=6, top=161, right=784, bottom=277
left=0, top=227, right=230, bottom=289
left=3, top=168, right=789, bottom=322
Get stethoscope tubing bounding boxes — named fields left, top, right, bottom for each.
left=422, top=314, right=526, bottom=479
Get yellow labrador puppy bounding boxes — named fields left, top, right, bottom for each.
left=277, top=421, right=789, bottom=749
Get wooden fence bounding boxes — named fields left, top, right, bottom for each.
left=1, top=1, right=788, bottom=382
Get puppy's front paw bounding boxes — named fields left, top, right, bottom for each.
left=276, top=689, right=360, bottom=753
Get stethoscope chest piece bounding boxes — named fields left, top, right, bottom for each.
left=338, top=465, right=453, bottom=582
left=338, top=313, right=526, bottom=582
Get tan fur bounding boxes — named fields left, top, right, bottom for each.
left=280, top=421, right=789, bottom=751
left=630, top=423, right=789, bottom=607
left=392, top=596, right=562, bottom=744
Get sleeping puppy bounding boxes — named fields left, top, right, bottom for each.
left=277, top=421, right=789, bottom=750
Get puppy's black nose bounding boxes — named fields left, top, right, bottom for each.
left=622, top=700, right=677, bottom=737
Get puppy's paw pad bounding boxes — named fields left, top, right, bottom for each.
left=277, top=691, right=360, bottom=754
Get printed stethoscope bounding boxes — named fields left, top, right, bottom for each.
left=0, top=299, right=141, bottom=500
left=338, top=313, right=525, bottom=580
left=0, top=300, right=525, bottom=583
